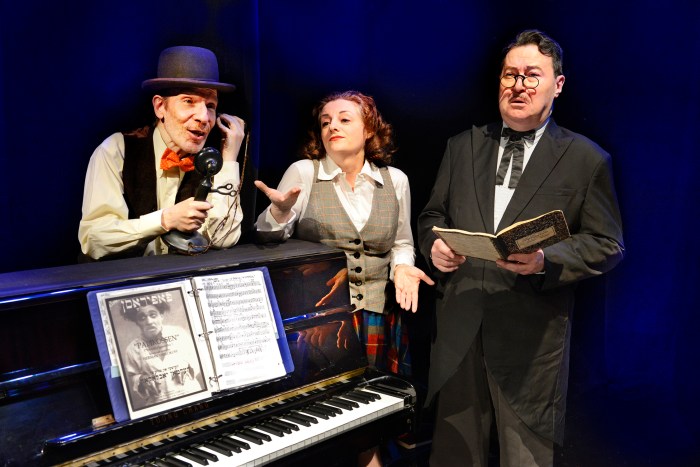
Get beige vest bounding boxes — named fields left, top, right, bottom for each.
left=296, top=160, right=399, bottom=314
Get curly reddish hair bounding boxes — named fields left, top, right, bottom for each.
left=300, top=90, right=396, bottom=167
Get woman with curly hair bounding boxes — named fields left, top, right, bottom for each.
left=255, top=90, right=433, bottom=466
left=255, top=90, right=433, bottom=376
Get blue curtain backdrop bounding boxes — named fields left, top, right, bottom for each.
left=1, top=0, right=698, bottom=464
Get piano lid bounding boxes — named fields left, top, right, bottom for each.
left=0, top=239, right=345, bottom=305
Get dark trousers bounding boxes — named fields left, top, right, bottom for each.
left=429, top=330, right=553, bottom=467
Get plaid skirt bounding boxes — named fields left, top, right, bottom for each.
left=352, top=308, right=411, bottom=376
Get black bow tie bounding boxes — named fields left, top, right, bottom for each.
left=501, top=127, right=536, bottom=142
left=496, top=128, right=536, bottom=188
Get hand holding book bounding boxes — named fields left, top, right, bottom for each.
left=432, top=210, right=570, bottom=262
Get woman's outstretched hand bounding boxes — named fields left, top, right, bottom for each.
left=393, top=265, right=435, bottom=312
left=254, top=180, right=302, bottom=224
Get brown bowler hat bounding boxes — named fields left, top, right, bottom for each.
left=141, top=46, right=236, bottom=92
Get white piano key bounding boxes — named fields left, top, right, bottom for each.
left=191, top=390, right=405, bottom=466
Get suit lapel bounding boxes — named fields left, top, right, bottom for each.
left=497, top=119, right=573, bottom=231
left=473, top=123, right=502, bottom=233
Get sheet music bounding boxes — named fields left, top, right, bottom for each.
left=194, top=269, right=286, bottom=391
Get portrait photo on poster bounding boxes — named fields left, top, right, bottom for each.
left=104, top=285, right=208, bottom=414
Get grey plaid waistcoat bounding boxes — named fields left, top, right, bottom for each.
left=296, top=160, right=399, bottom=314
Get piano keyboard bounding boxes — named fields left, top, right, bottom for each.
left=92, top=385, right=408, bottom=466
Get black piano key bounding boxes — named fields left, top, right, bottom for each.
left=152, top=460, right=178, bottom=467
left=300, top=406, right=330, bottom=420
left=272, top=417, right=300, bottom=431
left=324, top=398, right=355, bottom=410
left=316, top=402, right=343, bottom=415
left=366, top=383, right=407, bottom=399
left=341, top=392, right=371, bottom=404
left=241, top=427, right=272, bottom=443
left=353, top=389, right=381, bottom=401
left=163, top=455, right=192, bottom=467
left=288, top=411, right=318, bottom=424
left=264, top=419, right=293, bottom=434
left=210, top=437, right=241, bottom=453
left=317, top=400, right=343, bottom=415
left=249, top=427, right=273, bottom=442
left=255, top=423, right=285, bottom=437
left=202, top=441, right=233, bottom=456
left=332, top=395, right=359, bottom=408
left=178, top=450, right=209, bottom=465
left=231, top=431, right=263, bottom=445
left=189, top=446, right=218, bottom=462
left=220, top=434, right=250, bottom=450
left=218, top=438, right=242, bottom=454
left=283, top=412, right=313, bottom=426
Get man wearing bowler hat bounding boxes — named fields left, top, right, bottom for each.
left=79, top=46, right=245, bottom=260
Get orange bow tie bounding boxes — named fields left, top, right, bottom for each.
left=160, top=148, right=195, bottom=172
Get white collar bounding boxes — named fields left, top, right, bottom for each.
left=501, top=118, right=549, bottom=141
left=318, top=157, right=384, bottom=186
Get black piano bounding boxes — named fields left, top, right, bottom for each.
left=0, top=240, right=416, bottom=466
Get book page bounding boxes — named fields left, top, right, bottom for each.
left=432, top=227, right=504, bottom=261
left=94, top=281, right=211, bottom=420
left=194, top=269, right=286, bottom=391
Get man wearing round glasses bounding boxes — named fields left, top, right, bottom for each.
left=498, top=38, right=565, bottom=133
left=418, top=30, right=624, bottom=466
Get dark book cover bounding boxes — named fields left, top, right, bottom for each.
left=433, top=210, right=570, bottom=261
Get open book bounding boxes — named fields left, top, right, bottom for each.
left=432, top=210, right=570, bottom=262
left=87, top=267, right=293, bottom=422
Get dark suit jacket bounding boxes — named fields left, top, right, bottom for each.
left=417, top=119, right=624, bottom=443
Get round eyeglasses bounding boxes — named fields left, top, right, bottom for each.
left=500, top=74, right=539, bottom=89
